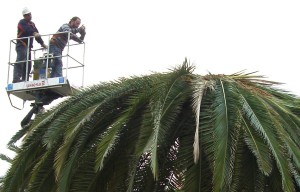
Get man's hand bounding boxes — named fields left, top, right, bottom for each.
left=79, top=25, right=86, bottom=35
left=42, top=43, right=48, bottom=49
left=80, top=25, right=86, bottom=31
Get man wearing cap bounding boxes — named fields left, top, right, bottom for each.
left=13, top=7, right=48, bottom=83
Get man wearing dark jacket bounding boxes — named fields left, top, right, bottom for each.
left=13, top=7, right=47, bottom=83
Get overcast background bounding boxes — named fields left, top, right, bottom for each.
left=1, top=0, right=300, bottom=176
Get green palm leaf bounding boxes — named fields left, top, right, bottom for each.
left=241, top=94, right=295, bottom=191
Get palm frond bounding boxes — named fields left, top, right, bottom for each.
left=211, top=79, right=231, bottom=191
left=0, top=154, right=12, bottom=163
left=241, top=94, right=295, bottom=191
left=191, top=76, right=215, bottom=163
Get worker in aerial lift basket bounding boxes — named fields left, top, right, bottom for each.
left=13, top=7, right=48, bottom=83
left=49, top=16, right=86, bottom=77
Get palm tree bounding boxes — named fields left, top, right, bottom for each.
left=2, top=60, right=300, bottom=192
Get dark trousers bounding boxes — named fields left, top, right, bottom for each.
left=13, top=46, right=31, bottom=82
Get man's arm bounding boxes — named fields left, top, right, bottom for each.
left=60, top=23, right=83, bottom=43
left=33, top=32, right=46, bottom=47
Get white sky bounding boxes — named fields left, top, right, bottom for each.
left=1, top=0, right=300, bottom=176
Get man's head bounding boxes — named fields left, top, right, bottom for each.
left=22, top=7, right=32, bottom=21
left=69, top=16, right=81, bottom=28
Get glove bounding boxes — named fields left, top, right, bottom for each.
left=79, top=25, right=86, bottom=35
left=33, top=32, right=41, bottom=39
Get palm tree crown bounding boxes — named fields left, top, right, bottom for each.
left=2, top=60, right=300, bottom=192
